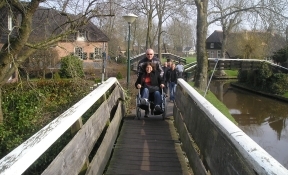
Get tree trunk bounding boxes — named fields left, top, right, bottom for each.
left=194, top=0, right=208, bottom=91
left=146, top=9, right=153, bottom=49
left=0, top=87, right=2, bottom=123
left=157, top=17, right=162, bottom=60
left=216, top=27, right=227, bottom=76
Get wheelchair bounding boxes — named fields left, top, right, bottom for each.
left=135, top=88, right=167, bottom=120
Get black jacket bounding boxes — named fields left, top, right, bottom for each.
left=162, top=66, right=170, bottom=82
left=135, top=71, right=164, bottom=93
left=166, top=68, right=178, bottom=83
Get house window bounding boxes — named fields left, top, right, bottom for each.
left=217, top=50, right=221, bottom=58
left=83, top=52, right=87, bottom=60
left=76, top=31, right=86, bottom=41
left=210, top=43, right=214, bottom=48
left=210, top=51, right=214, bottom=58
left=94, top=47, right=102, bottom=58
left=75, top=47, right=83, bottom=59
left=89, top=53, right=94, bottom=60
left=8, top=13, right=12, bottom=31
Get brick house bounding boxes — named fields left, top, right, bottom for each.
left=0, top=6, right=109, bottom=80
left=206, top=30, right=286, bottom=59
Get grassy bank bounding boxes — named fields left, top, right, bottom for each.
left=188, top=82, right=237, bottom=124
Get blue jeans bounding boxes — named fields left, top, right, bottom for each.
left=141, top=88, right=162, bottom=106
left=169, top=82, right=177, bottom=101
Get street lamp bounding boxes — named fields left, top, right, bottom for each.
left=122, top=13, right=138, bottom=88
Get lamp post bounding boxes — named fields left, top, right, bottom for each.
left=122, top=13, right=138, bottom=88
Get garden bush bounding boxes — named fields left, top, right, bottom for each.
left=0, top=79, right=92, bottom=174
left=59, top=56, right=84, bottom=78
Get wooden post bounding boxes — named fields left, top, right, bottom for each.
left=70, top=118, right=83, bottom=134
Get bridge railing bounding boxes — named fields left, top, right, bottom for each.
left=0, top=77, right=125, bottom=175
left=173, top=78, right=288, bottom=175
left=208, top=58, right=288, bottom=73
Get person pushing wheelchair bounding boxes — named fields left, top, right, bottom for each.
left=135, top=62, right=165, bottom=118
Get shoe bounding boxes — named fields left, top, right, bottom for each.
left=140, top=98, right=149, bottom=106
left=144, top=110, right=149, bottom=118
left=154, top=105, right=162, bottom=112
left=151, top=110, right=154, bottom=115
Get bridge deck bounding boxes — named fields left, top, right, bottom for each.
left=105, top=102, right=193, bottom=175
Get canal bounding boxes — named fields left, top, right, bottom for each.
left=209, top=80, right=288, bottom=169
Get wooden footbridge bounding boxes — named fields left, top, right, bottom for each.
left=1, top=78, right=288, bottom=175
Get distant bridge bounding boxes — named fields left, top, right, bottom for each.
left=184, top=58, right=288, bottom=80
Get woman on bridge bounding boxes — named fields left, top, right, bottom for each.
left=135, top=62, right=165, bottom=117
left=166, top=63, right=178, bottom=102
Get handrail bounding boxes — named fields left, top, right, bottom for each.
left=184, top=58, right=288, bottom=72
left=185, top=64, right=197, bottom=72
left=184, top=61, right=197, bottom=68
left=175, top=79, right=288, bottom=174
left=0, top=77, right=121, bottom=175
left=208, top=58, right=288, bottom=71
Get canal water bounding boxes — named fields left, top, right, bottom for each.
left=209, top=80, right=288, bottom=169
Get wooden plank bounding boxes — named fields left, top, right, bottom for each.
left=105, top=117, right=193, bottom=175
left=85, top=101, right=124, bottom=175
left=0, top=78, right=119, bottom=175
left=42, top=85, right=123, bottom=175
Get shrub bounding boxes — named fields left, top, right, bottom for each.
left=117, top=56, right=127, bottom=64
left=0, top=80, right=92, bottom=164
left=53, top=72, right=61, bottom=79
left=116, top=72, right=123, bottom=79
left=95, top=78, right=101, bottom=83
left=59, top=56, right=84, bottom=78
left=237, top=70, right=248, bottom=82
left=267, top=73, right=288, bottom=94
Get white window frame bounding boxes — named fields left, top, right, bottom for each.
left=210, top=51, right=214, bottom=58
left=94, top=47, right=102, bottom=57
left=76, top=31, right=86, bottom=41
left=75, top=47, right=83, bottom=59
left=210, top=43, right=214, bottom=49
left=217, top=50, right=221, bottom=58
left=8, top=13, right=12, bottom=31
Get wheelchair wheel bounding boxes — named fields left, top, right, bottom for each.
left=162, top=96, right=167, bottom=120
left=136, top=107, right=141, bottom=120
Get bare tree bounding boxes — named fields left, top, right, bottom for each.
left=155, top=0, right=187, bottom=58
left=193, top=0, right=288, bottom=90
left=127, top=0, right=157, bottom=49
left=166, top=19, right=195, bottom=55
left=22, top=48, right=58, bottom=79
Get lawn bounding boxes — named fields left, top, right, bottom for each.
left=161, top=56, right=196, bottom=64
left=184, top=56, right=196, bottom=63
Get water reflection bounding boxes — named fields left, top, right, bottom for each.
left=209, top=80, right=288, bottom=168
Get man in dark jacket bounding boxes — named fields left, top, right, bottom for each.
left=166, top=63, right=178, bottom=102
left=162, top=62, right=169, bottom=95
left=137, top=49, right=164, bottom=78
